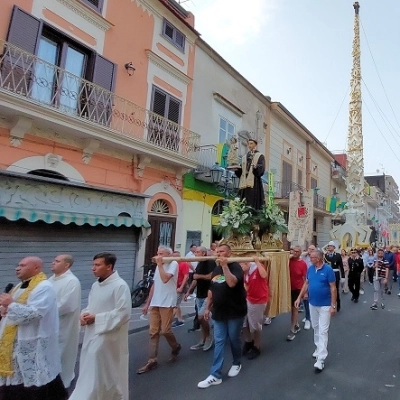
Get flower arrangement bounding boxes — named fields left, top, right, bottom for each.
left=215, top=197, right=254, bottom=237
left=256, top=203, right=289, bottom=234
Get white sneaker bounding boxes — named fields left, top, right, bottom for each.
left=360, top=289, right=365, bottom=295
left=197, top=375, right=222, bottom=388
left=314, top=359, right=324, bottom=371
left=397, top=292, right=400, bottom=297
left=302, top=317, right=306, bottom=323
left=312, top=350, right=318, bottom=358
left=263, top=317, right=272, bottom=325
left=227, top=364, right=242, bottom=377
left=304, top=320, right=311, bottom=330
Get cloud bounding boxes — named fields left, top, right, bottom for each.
left=184, top=0, right=278, bottom=46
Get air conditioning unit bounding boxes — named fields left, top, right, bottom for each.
left=332, top=188, right=339, bottom=196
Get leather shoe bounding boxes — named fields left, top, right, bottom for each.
left=137, top=360, right=158, bottom=374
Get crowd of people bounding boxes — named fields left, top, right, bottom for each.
left=1, top=241, right=399, bottom=397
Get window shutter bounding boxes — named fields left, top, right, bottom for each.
left=84, top=53, right=116, bottom=125
left=7, top=6, right=41, bottom=53
left=92, top=54, right=116, bottom=91
left=151, top=89, right=167, bottom=117
left=167, top=98, right=180, bottom=124
left=164, top=22, right=174, bottom=40
left=175, top=31, right=185, bottom=50
left=2, top=7, right=42, bottom=95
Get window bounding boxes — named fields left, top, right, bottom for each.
left=148, top=86, right=182, bottom=151
left=162, top=20, right=185, bottom=52
left=219, top=117, right=235, bottom=144
left=4, top=7, right=116, bottom=125
left=81, top=0, right=104, bottom=13
left=31, top=28, right=89, bottom=114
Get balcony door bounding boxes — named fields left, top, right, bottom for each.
left=148, top=86, right=181, bottom=151
left=282, top=161, right=293, bottom=198
left=31, top=36, right=86, bottom=114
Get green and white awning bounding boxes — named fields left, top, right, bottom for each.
left=0, top=206, right=150, bottom=229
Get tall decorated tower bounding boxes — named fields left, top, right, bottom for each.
left=331, top=2, right=370, bottom=248
left=345, top=2, right=365, bottom=215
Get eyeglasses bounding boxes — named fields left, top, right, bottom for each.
left=351, top=251, right=357, bottom=254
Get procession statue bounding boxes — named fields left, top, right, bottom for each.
left=234, top=138, right=266, bottom=211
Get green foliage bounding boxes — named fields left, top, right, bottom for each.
left=214, top=197, right=254, bottom=237
left=256, top=203, right=289, bottom=234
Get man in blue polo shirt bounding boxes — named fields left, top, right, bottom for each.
left=295, top=249, right=337, bottom=372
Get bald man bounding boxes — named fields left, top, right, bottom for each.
left=49, top=254, right=81, bottom=389
left=0, top=256, right=67, bottom=400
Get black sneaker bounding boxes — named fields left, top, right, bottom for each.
left=370, top=303, right=378, bottom=310
left=387, top=290, right=391, bottom=295
left=294, top=324, right=301, bottom=333
left=247, top=346, right=261, bottom=360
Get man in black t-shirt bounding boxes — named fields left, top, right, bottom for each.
left=197, top=244, right=247, bottom=389
left=185, top=246, right=216, bottom=352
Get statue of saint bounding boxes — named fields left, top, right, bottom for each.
left=226, top=137, right=240, bottom=168
left=234, top=138, right=265, bottom=211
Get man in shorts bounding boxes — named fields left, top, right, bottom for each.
left=287, top=246, right=307, bottom=341
left=241, top=257, right=268, bottom=359
left=185, top=246, right=216, bottom=351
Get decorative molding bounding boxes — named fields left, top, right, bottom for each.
left=9, top=116, right=33, bottom=147
left=55, top=0, right=114, bottom=31
left=133, top=154, right=152, bottom=180
left=212, top=92, right=245, bottom=117
left=134, top=0, right=197, bottom=46
left=146, top=49, right=191, bottom=85
left=82, top=138, right=100, bottom=164
left=7, top=155, right=85, bottom=183
left=44, top=153, right=62, bottom=169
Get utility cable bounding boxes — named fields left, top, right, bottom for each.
left=361, top=20, right=400, bottom=134
left=324, top=86, right=350, bottom=142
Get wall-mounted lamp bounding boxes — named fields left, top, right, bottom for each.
left=124, top=62, right=136, bottom=76
left=299, top=155, right=304, bottom=162
left=286, top=147, right=292, bottom=155
left=313, top=165, right=318, bottom=172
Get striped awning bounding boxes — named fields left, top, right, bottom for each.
left=0, top=206, right=151, bottom=229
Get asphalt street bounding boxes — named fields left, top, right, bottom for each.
left=128, top=284, right=400, bottom=400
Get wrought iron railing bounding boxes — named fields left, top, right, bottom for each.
left=273, top=181, right=304, bottom=199
left=273, top=181, right=328, bottom=211
left=194, top=144, right=218, bottom=172
left=313, top=192, right=327, bottom=211
left=0, top=40, right=200, bottom=160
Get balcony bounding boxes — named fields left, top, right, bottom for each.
left=0, top=40, right=200, bottom=167
left=273, top=181, right=329, bottom=213
left=331, top=163, right=346, bottom=181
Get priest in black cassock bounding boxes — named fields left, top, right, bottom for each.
left=235, top=138, right=265, bottom=211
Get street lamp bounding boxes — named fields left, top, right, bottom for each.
left=210, top=162, right=240, bottom=204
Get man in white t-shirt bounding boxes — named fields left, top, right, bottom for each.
left=137, top=246, right=181, bottom=374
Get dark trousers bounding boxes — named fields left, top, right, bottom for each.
left=0, top=375, right=67, bottom=400
left=334, top=270, right=341, bottom=311
left=348, top=273, right=361, bottom=300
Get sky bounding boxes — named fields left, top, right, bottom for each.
left=182, top=0, right=400, bottom=186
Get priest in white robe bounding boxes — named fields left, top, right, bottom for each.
left=0, top=256, right=67, bottom=400
left=69, top=252, right=132, bottom=400
left=48, top=254, right=81, bottom=389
